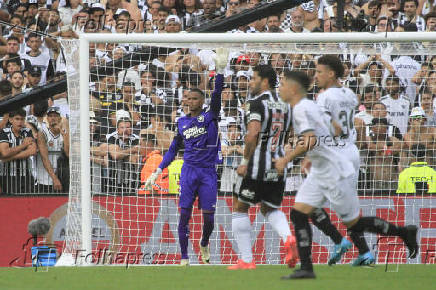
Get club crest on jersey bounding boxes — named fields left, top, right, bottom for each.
left=197, top=115, right=204, bottom=122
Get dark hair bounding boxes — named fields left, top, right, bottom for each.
left=363, top=85, right=377, bottom=95
left=368, top=0, right=381, bottom=8
left=283, top=70, right=311, bottom=92
left=33, top=99, right=49, bottom=117
left=117, top=117, right=132, bottom=127
left=9, top=108, right=26, bottom=118
left=410, top=144, right=426, bottom=159
left=7, top=35, right=20, bottom=43
left=403, top=0, right=418, bottom=7
left=317, top=55, right=344, bottom=79
left=10, top=14, right=24, bottom=24
left=26, top=32, right=40, bottom=41
left=11, top=70, right=24, bottom=78
left=0, top=80, right=12, bottom=97
left=386, top=74, right=400, bottom=84
left=158, top=6, right=170, bottom=14
left=252, top=64, right=277, bottom=89
left=6, top=54, right=21, bottom=66
left=425, top=11, right=436, bottom=23
left=190, top=87, right=205, bottom=98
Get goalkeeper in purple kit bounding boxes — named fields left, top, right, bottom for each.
left=145, top=48, right=229, bottom=265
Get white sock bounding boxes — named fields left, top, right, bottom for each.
left=232, top=212, right=253, bottom=263
left=266, top=210, right=292, bottom=243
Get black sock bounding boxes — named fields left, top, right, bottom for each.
left=310, top=208, right=343, bottom=245
left=290, top=209, right=313, bottom=272
left=349, top=230, right=370, bottom=255
left=350, top=217, right=407, bottom=237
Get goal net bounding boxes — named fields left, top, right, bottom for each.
left=58, top=33, right=436, bottom=266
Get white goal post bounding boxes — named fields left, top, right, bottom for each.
left=58, top=32, right=436, bottom=266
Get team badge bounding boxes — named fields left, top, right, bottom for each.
left=197, top=115, right=204, bottom=122
left=48, top=141, right=54, bottom=147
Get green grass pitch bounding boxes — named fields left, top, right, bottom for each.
left=1, top=264, right=435, bottom=290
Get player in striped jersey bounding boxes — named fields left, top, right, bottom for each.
left=277, top=70, right=418, bottom=279
left=228, top=65, right=297, bottom=270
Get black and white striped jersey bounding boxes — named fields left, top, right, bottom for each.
left=0, top=127, right=34, bottom=177
left=243, top=90, right=292, bottom=182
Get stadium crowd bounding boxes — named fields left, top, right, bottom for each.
left=0, top=0, right=435, bottom=194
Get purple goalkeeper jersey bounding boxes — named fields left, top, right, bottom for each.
left=159, top=74, right=224, bottom=169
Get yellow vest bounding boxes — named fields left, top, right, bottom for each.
left=396, top=162, right=436, bottom=194
left=168, top=159, right=184, bottom=194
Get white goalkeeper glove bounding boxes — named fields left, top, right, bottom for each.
left=144, top=168, right=162, bottom=190
left=214, top=47, right=229, bottom=74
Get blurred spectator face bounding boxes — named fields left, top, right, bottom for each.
left=372, top=122, right=387, bottom=135
left=166, top=19, right=181, bottom=33
left=27, top=36, right=42, bottom=52
left=227, top=0, right=240, bottom=13
left=7, top=61, right=20, bottom=75
left=141, top=71, right=154, bottom=94
left=367, top=2, right=381, bottom=19
left=184, top=0, right=196, bottom=8
left=387, top=0, right=400, bottom=16
left=363, top=90, right=378, bottom=108
left=48, top=10, right=61, bottom=26
left=28, top=4, right=39, bottom=18
left=74, top=11, right=89, bottom=27
left=102, top=75, right=117, bottom=92
left=113, top=48, right=125, bottom=60
left=158, top=11, right=169, bottom=26
left=372, top=103, right=388, bottom=118
left=117, top=120, right=132, bottom=140
left=291, top=9, right=304, bottom=28
left=10, top=17, right=23, bottom=34
left=38, top=7, right=51, bottom=24
left=376, top=18, right=391, bottom=32
left=151, top=92, right=164, bottom=105
left=247, top=52, right=260, bottom=66
left=140, top=138, right=155, bottom=156
left=404, top=0, right=417, bottom=18
left=227, top=124, right=241, bottom=141
left=222, top=87, right=234, bottom=102
left=203, top=0, right=216, bottom=16
left=122, top=86, right=135, bottom=102
left=237, top=76, right=249, bottom=91
left=89, top=9, right=105, bottom=25
left=368, top=63, right=382, bottom=80
left=28, top=73, right=41, bottom=87
left=421, top=92, right=433, bottom=110
left=108, top=0, right=122, bottom=6
left=409, top=115, right=425, bottom=128
left=116, top=14, right=130, bottom=31
left=427, top=15, right=436, bottom=31
left=9, top=114, right=25, bottom=131
left=150, top=2, right=161, bottom=17
left=15, top=5, right=28, bottom=18
left=7, top=39, right=20, bottom=54
left=324, top=19, right=338, bottom=32
left=428, top=71, right=436, bottom=92
left=385, top=79, right=400, bottom=95
left=267, top=15, right=280, bottom=30
left=248, top=0, right=260, bottom=8
left=270, top=53, right=286, bottom=72
left=11, top=72, right=24, bottom=89
left=163, top=0, right=176, bottom=9
left=47, top=111, right=61, bottom=129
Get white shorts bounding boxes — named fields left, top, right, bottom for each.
left=295, top=154, right=360, bottom=223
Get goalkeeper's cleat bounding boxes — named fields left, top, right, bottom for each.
left=199, top=242, right=210, bottom=264
left=180, top=259, right=189, bottom=266
left=328, top=237, right=352, bottom=265
left=352, top=251, right=375, bottom=267
left=281, top=269, right=316, bottom=280
left=403, top=225, right=419, bottom=259
left=284, top=235, right=298, bottom=268
left=227, top=259, right=256, bottom=270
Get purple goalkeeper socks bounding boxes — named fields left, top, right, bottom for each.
left=201, top=212, right=215, bottom=247
left=178, top=207, right=192, bottom=260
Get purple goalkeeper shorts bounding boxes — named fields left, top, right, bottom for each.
left=179, top=163, right=218, bottom=211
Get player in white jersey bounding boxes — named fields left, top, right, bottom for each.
left=276, top=70, right=418, bottom=279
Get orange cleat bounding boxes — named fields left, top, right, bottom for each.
left=284, top=235, right=299, bottom=268
left=227, top=259, right=256, bottom=270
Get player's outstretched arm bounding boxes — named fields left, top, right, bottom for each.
left=210, top=48, right=229, bottom=116
left=145, top=134, right=182, bottom=190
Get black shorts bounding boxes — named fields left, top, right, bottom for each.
left=235, top=178, right=285, bottom=208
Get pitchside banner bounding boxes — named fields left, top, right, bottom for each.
left=2, top=196, right=436, bottom=267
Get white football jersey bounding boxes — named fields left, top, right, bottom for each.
left=380, top=94, right=411, bottom=135
left=36, top=123, right=64, bottom=185
left=316, top=87, right=358, bottom=146
left=292, top=98, right=353, bottom=178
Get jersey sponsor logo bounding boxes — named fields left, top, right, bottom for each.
left=183, top=126, right=207, bottom=139
left=266, top=101, right=289, bottom=112
left=197, top=115, right=204, bottom=122
left=410, top=176, right=434, bottom=182
left=388, top=111, right=406, bottom=117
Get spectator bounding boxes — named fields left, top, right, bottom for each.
left=284, top=8, right=309, bottom=33
left=425, top=11, right=436, bottom=31
left=138, top=133, right=168, bottom=194
left=0, top=80, right=12, bottom=130
left=363, top=0, right=382, bottom=32
left=397, top=144, right=436, bottom=193
left=381, top=75, right=411, bottom=136
left=400, top=0, right=426, bottom=31
left=21, top=33, right=54, bottom=85
left=354, top=55, right=395, bottom=89
left=220, top=118, right=243, bottom=192
left=266, top=14, right=282, bottom=32
left=179, top=0, right=204, bottom=29
left=10, top=70, right=24, bottom=95
left=140, top=107, right=173, bottom=150
left=103, top=117, right=140, bottom=194
left=25, top=66, right=43, bottom=91
left=225, top=0, right=240, bottom=18
left=391, top=50, right=421, bottom=106
left=0, top=109, right=37, bottom=194
left=165, top=15, right=182, bottom=33
left=375, top=16, right=393, bottom=32
left=202, top=0, right=217, bottom=22
left=404, top=107, right=436, bottom=167
left=366, top=117, right=402, bottom=191
left=419, top=88, right=436, bottom=126
left=36, top=106, right=69, bottom=193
